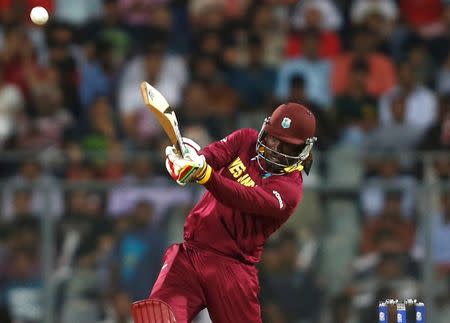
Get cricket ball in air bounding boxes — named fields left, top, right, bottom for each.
left=30, top=6, right=49, bottom=25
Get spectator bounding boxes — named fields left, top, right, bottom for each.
left=17, top=66, right=74, bottom=149
left=9, top=216, right=40, bottom=253
left=190, top=53, right=240, bottom=137
left=350, top=0, right=398, bottom=25
left=285, top=0, right=341, bottom=58
left=54, top=0, right=102, bottom=25
left=259, top=238, right=284, bottom=323
left=418, top=94, right=450, bottom=151
left=81, top=97, right=120, bottom=166
left=0, top=305, right=11, bottom=323
left=1, top=160, right=64, bottom=219
left=191, top=29, right=225, bottom=65
left=0, top=0, right=54, bottom=25
left=325, top=294, right=358, bottom=323
left=360, top=191, right=416, bottom=254
left=418, top=95, right=450, bottom=180
left=10, top=189, right=33, bottom=218
left=0, top=61, right=24, bottom=148
left=414, top=191, right=450, bottom=273
left=405, top=38, right=435, bottom=87
left=333, top=58, right=378, bottom=147
left=178, top=78, right=234, bottom=140
left=189, top=0, right=226, bottom=30
left=284, top=74, right=335, bottom=150
left=45, top=21, right=81, bottom=117
left=226, top=33, right=276, bottom=111
left=64, top=140, right=96, bottom=181
left=181, top=124, right=213, bottom=150
left=399, top=0, right=444, bottom=38
left=178, top=80, right=213, bottom=128
left=0, top=24, right=36, bottom=95
left=118, top=0, right=170, bottom=29
left=332, top=26, right=396, bottom=97
left=58, top=189, right=112, bottom=270
left=81, top=0, right=131, bottom=67
left=248, top=2, right=288, bottom=66
left=350, top=1, right=399, bottom=55
left=364, top=92, right=424, bottom=154
left=349, top=252, right=419, bottom=310
left=361, top=156, right=418, bottom=218
left=100, top=290, right=133, bottom=323
left=100, top=140, right=126, bottom=181
left=111, top=201, right=167, bottom=300
left=437, top=52, right=450, bottom=94
left=428, top=3, right=450, bottom=64
left=276, top=28, right=332, bottom=108
left=79, top=39, right=117, bottom=109
left=291, top=0, right=343, bottom=32
left=259, top=230, right=321, bottom=323
left=107, top=156, right=192, bottom=223
left=435, top=292, right=450, bottom=323
left=60, top=239, right=104, bottom=323
left=0, top=248, right=43, bottom=323
left=117, top=39, right=187, bottom=145
left=379, top=61, right=438, bottom=133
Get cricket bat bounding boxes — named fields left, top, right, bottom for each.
left=140, top=81, right=186, bottom=157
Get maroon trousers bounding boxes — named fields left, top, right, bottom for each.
left=150, top=243, right=262, bottom=323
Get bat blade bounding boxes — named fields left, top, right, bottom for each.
left=140, top=82, right=186, bottom=156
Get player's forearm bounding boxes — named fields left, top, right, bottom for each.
left=200, top=144, right=233, bottom=171
left=199, top=148, right=220, bottom=171
left=200, top=169, right=293, bottom=217
left=198, top=129, right=250, bottom=170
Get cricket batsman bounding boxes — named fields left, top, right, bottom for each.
left=132, top=103, right=317, bottom=323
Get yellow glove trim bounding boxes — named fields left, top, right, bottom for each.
left=196, top=165, right=212, bottom=184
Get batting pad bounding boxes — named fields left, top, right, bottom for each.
left=132, top=299, right=177, bottom=323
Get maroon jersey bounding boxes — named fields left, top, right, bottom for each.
left=183, top=128, right=303, bottom=264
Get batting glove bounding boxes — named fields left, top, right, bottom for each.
left=165, top=138, right=211, bottom=185
left=165, top=137, right=200, bottom=184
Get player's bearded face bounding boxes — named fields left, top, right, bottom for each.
left=262, top=135, right=302, bottom=172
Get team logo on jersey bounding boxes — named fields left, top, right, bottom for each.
left=281, top=117, right=291, bottom=128
left=228, top=157, right=256, bottom=187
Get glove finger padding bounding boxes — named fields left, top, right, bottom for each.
left=167, top=137, right=201, bottom=161
left=182, top=137, right=201, bottom=152
left=165, top=146, right=186, bottom=186
left=176, top=155, right=206, bottom=184
left=165, top=145, right=179, bottom=158
left=165, top=158, right=181, bottom=181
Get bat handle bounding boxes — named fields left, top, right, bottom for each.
left=177, top=141, right=186, bottom=158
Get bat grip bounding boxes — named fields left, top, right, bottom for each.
left=177, top=141, right=186, bottom=158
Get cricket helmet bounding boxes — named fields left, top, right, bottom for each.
left=256, top=103, right=317, bottom=175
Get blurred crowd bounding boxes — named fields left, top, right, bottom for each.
left=0, top=0, right=450, bottom=322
